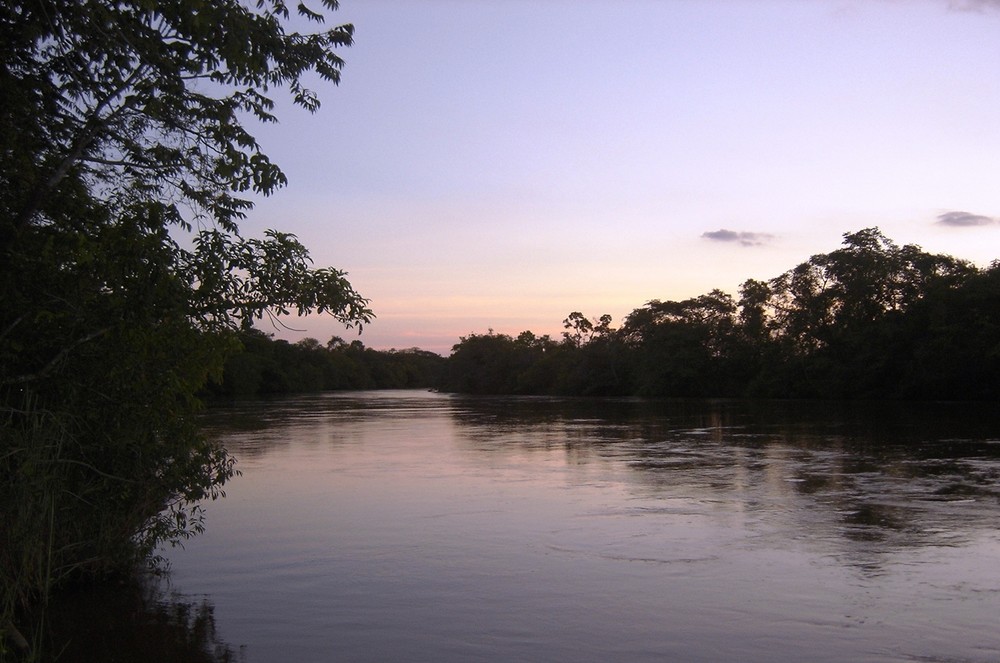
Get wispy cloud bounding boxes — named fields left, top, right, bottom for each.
left=936, top=211, right=998, bottom=227
left=947, top=0, right=1000, bottom=12
left=701, top=229, right=774, bottom=247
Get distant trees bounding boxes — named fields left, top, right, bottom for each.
left=621, top=289, right=739, bottom=397
left=440, top=331, right=543, bottom=394
left=209, top=331, right=446, bottom=397
left=441, top=229, right=1000, bottom=400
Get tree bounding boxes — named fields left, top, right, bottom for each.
left=441, top=331, right=522, bottom=394
left=562, top=312, right=595, bottom=347
left=0, top=0, right=372, bottom=635
left=618, top=291, right=739, bottom=396
left=760, top=229, right=978, bottom=396
left=2, top=0, right=354, bottom=234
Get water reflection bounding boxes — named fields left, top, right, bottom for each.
left=175, top=391, right=1000, bottom=662
left=199, top=391, right=449, bottom=460
left=209, top=393, right=1000, bottom=567
left=447, top=396, right=1000, bottom=569
left=38, top=574, right=242, bottom=663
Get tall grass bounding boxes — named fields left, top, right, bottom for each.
left=2, top=375, right=239, bottom=660
left=1, top=400, right=69, bottom=659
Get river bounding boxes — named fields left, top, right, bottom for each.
left=62, top=390, right=1000, bottom=661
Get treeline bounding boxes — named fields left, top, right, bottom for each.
left=439, top=228, right=1000, bottom=400
left=207, top=330, right=446, bottom=397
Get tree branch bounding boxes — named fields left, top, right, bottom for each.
left=0, top=327, right=111, bottom=386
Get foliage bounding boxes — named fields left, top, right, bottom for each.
left=208, top=331, right=446, bottom=396
left=1, top=0, right=354, bottom=234
left=441, top=229, right=999, bottom=400
left=438, top=325, right=625, bottom=396
left=0, top=0, right=372, bottom=643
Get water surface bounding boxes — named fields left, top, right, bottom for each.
left=161, top=391, right=1000, bottom=662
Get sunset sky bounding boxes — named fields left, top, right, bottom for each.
left=240, top=0, right=1000, bottom=355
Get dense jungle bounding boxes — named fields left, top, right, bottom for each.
left=231, top=227, right=999, bottom=401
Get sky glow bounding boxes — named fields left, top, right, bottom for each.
left=242, top=0, right=1000, bottom=354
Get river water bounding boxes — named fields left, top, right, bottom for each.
left=142, top=391, right=1000, bottom=661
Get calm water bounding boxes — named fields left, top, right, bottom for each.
left=152, top=391, right=1000, bottom=662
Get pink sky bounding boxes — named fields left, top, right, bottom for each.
left=238, top=0, right=1000, bottom=355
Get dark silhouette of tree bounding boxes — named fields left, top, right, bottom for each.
left=1, top=0, right=372, bottom=643
left=761, top=229, right=977, bottom=397
left=209, top=333, right=446, bottom=396
left=620, top=290, right=738, bottom=396
left=441, top=229, right=996, bottom=401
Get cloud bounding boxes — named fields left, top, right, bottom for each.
left=936, top=211, right=998, bottom=227
left=947, top=0, right=1000, bottom=12
left=701, top=229, right=775, bottom=247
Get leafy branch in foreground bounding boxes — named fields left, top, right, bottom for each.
left=4, top=0, right=353, bottom=233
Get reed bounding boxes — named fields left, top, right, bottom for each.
left=1, top=400, right=66, bottom=660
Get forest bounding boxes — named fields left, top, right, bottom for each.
left=439, top=228, right=999, bottom=400
left=208, top=331, right=445, bottom=397
left=233, top=227, right=999, bottom=402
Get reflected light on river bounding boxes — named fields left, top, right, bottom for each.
left=161, top=390, right=1000, bottom=663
